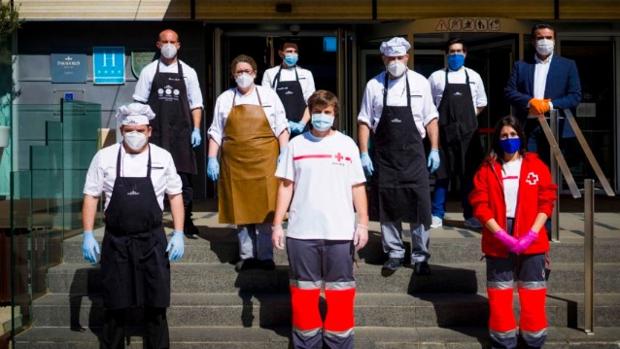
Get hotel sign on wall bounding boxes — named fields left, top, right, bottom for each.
left=435, top=18, right=502, bottom=32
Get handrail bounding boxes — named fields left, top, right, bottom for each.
left=563, top=109, right=615, bottom=197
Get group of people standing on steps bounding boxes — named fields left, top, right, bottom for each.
left=82, top=22, right=580, bottom=349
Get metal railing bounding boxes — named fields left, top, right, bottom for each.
left=540, top=109, right=615, bottom=334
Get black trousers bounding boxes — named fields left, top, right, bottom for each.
left=101, top=307, right=169, bottom=349
left=178, top=172, right=193, bottom=222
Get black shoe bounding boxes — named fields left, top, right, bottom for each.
left=381, top=258, right=404, bottom=276
left=413, top=261, right=431, bottom=275
left=184, top=220, right=199, bottom=239
left=235, top=258, right=258, bottom=272
left=258, top=259, right=276, bottom=271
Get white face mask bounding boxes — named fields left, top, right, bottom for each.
left=536, top=39, right=554, bottom=56
left=161, top=43, right=177, bottom=59
left=387, top=60, right=407, bottom=77
left=235, top=73, right=255, bottom=89
left=124, top=131, right=148, bottom=151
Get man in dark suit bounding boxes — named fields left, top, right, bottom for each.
left=504, top=23, right=582, bottom=163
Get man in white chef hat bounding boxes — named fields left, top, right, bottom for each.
left=81, top=102, right=185, bottom=348
left=357, top=37, right=440, bottom=276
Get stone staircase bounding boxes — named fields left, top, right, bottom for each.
left=15, top=212, right=620, bottom=348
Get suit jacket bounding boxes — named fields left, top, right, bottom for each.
left=504, top=54, right=582, bottom=124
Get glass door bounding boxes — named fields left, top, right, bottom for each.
left=559, top=38, right=616, bottom=191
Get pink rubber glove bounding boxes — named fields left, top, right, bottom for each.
left=514, top=229, right=538, bottom=255
left=493, top=229, right=519, bottom=252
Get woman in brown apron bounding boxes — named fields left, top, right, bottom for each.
left=207, top=55, right=290, bottom=271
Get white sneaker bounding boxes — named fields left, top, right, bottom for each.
left=464, top=217, right=483, bottom=230
left=430, top=215, right=443, bottom=229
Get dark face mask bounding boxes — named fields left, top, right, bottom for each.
left=500, top=138, right=521, bottom=154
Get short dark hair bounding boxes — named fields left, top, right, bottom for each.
left=531, top=23, right=555, bottom=38
left=445, top=38, right=467, bottom=53
left=230, top=54, right=257, bottom=76
left=280, top=41, right=298, bottom=51
left=491, top=115, right=527, bottom=159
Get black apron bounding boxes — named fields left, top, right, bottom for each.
left=372, top=73, right=431, bottom=227
left=272, top=66, right=306, bottom=123
left=436, top=68, right=478, bottom=179
left=147, top=61, right=197, bottom=174
left=101, top=145, right=171, bottom=310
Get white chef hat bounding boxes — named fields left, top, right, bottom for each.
left=380, top=37, right=411, bottom=57
left=115, top=103, right=156, bottom=126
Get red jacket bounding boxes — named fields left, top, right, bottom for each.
left=469, top=153, right=557, bottom=257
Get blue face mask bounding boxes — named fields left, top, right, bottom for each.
left=283, top=53, right=298, bottom=67
left=447, top=53, right=465, bottom=71
left=500, top=138, right=521, bottom=154
left=311, top=113, right=335, bottom=132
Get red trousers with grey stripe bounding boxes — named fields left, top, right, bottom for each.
left=287, top=237, right=355, bottom=349
left=486, top=252, right=548, bottom=349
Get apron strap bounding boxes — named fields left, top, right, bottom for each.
left=116, top=146, right=122, bottom=178
left=146, top=145, right=152, bottom=177
left=115, top=145, right=153, bottom=178
left=383, top=71, right=411, bottom=108
left=272, top=66, right=282, bottom=89
left=272, top=66, right=300, bottom=89
left=232, top=87, right=263, bottom=107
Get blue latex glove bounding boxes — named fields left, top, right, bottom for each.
left=82, top=231, right=100, bottom=265
left=207, top=157, right=219, bottom=181
left=166, top=231, right=185, bottom=262
left=288, top=121, right=305, bottom=134
left=360, top=152, right=374, bottom=176
left=191, top=128, right=202, bottom=148
left=427, top=149, right=440, bottom=174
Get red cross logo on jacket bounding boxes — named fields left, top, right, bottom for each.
left=335, top=153, right=344, bottom=162
left=526, top=172, right=539, bottom=186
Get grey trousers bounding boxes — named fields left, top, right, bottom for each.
left=381, top=221, right=430, bottom=262
left=237, top=223, right=273, bottom=261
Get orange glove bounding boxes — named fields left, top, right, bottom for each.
left=529, top=98, right=551, bottom=115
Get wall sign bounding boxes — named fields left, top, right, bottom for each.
left=435, top=18, right=501, bottom=32
left=93, top=46, right=125, bottom=85
left=131, top=51, right=156, bottom=79
left=50, top=54, right=87, bottom=83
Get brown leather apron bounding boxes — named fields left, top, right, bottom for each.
left=218, top=88, right=279, bottom=225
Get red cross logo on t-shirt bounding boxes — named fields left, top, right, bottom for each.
left=526, top=172, right=539, bottom=186
left=335, top=153, right=344, bottom=162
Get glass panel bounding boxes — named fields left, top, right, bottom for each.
left=560, top=40, right=615, bottom=189
left=8, top=101, right=101, bottom=337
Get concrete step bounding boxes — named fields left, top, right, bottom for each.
left=47, top=262, right=620, bottom=295
left=61, top=230, right=620, bottom=265
left=31, top=292, right=620, bottom=329
left=15, top=325, right=620, bottom=349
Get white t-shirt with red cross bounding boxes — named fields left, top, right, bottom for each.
left=502, top=157, right=522, bottom=218
left=275, top=131, right=366, bottom=240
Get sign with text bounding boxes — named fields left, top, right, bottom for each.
left=93, top=46, right=125, bottom=85
left=131, top=51, right=156, bottom=79
left=435, top=18, right=501, bottom=32
left=50, top=54, right=87, bottom=83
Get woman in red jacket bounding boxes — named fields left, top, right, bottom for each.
left=469, top=115, right=557, bottom=349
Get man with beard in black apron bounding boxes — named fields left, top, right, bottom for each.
left=133, top=29, right=204, bottom=239
left=81, top=103, right=185, bottom=348
left=427, top=38, right=487, bottom=230
left=262, top=41, right=316, bottom=137
left=358, top=37, right=440, bottom=276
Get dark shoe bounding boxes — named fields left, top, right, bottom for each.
left=258, top=259, right=276, bottom=271
left=413, top=261, right=431, bottom=275
left=235, top=258, right=258, bottom=272
left=184, top=220, right=199, bottom=239
left=381, top=258, right=404, bottom=276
